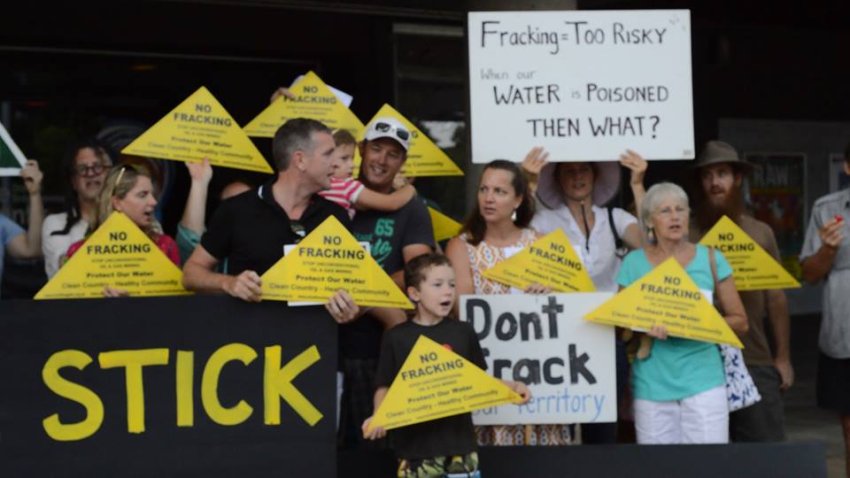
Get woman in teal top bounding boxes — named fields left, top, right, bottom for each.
left=617, top=182, right=748, bottom=444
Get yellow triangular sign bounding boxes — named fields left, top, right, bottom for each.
left=35, top=212, right=190, bottom=299
left=584, top=257, right=743, bottom=347
left=122, top=86, right=272, bottom=174
left=481, top=229, right=596, bottom=292
left=369, top=335, right=520, bottom=431
left=355, top=104, right=463, bottom=178
left=429, top=207, right=462, bottom=242
left=261, top=215, right=412, bottom=308
left=699, top=216, right=800, bottom=291
left=243, top=71, right=365, bottom=139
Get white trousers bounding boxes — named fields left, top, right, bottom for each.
left=634, top=385, right=729, bottom=444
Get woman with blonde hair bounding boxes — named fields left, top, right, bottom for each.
left=64, top=165, right=179, bottom=296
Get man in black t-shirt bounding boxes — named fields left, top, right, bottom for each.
left=340, top=116, right=436, bottom=447
left=182, top=118, right=351, bottom=304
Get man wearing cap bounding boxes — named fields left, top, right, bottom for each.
left=691, top=140, right=792, bottom=442
left=800, top=142, right=850, bottom=475
left=183, top=118, right=354, bottom=318
left=339, top=116, right=435, bottom=447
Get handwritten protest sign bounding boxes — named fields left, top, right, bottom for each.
left=260, top=216, right=412, bottom=308
left=462, top=293, right=616, bottom=425
left=35, top=212, right=189, bottom=299
left=584, top=257, right=743, bottom=347
left=368, top=335, right=521, bottom=431
left=699, top=216, right=800, bottom=290
left=481, top=229, right=596, bottom=292
left=0, top=122, right=27, bottom=176
left=243, top=71, right=365, bottom=139
left=122, top=87, right=272, bottom=173
left=468, top=10, right=693, bottom=162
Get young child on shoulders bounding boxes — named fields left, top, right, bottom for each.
left=362, top=253, right=530, bottom=477
left=319, top=129, right=416, bottom=219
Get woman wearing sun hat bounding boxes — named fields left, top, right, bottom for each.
left=529, top=150, right=647, bottom=443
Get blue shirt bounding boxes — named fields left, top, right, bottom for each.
left=617, top=245, right=732, bottom=401
left=1, top=214, right=25, bottom=299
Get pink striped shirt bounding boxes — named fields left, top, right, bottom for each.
left=318, top=177, right=364, bottom=218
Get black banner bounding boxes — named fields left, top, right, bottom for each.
left=0, top=296, right=337, bottom=477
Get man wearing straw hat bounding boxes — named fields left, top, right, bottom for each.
left=691, top=140, right=792, bottom=442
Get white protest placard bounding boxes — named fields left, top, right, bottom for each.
left=468, top=10, right=693, bottom=162
left=460, top=293, right=616, bottom=425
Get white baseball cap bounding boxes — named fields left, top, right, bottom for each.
left=364, top=117, right=410, bottom=151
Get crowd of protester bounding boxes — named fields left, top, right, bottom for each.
left=1, top=100, right=849, bottom=476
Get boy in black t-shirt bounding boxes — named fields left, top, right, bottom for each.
left=362, top=253, right=530, bottom=477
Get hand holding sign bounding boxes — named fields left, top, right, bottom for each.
left=325, top=289, right=360, bottom=324
left=223, top=270, right=263, bottom=303
left=20, top=159, right=43, bottom=194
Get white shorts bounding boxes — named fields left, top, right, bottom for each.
left=634, top=385, right=728, bottom=444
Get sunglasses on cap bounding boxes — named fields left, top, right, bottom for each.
left=372, top=121, right=410, bottom=141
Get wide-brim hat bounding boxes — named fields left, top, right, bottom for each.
left=694, top=140, right=754, bottom=172
left=536, top=161, right=621, bottom=209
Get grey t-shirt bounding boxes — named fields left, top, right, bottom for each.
left=800, top=188, right=850, bottom=358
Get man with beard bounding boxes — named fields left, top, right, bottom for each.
left=691, top=140, right=792, bottom=442
left=800, top=142, right=850, bottom=477
left=42, top=140, right=113, bottom=278
left=340, top=116, right=435, bottom=448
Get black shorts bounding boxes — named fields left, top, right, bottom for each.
left=817, top=352, right=850, bottom=415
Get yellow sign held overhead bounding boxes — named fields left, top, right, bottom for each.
left=584, top=257, right=743, bottom=348
left=122, top=87, right=272, bottom=174
left=368, top=335, right=520, bottom=431
left=698, top=216, right=800, bottom=291
left=243, top=71, right=365, bottom=139
left=355, top=104, right=463, bottom=178
left=261, top=216, right=412, bottom=309
left=429, top=207, right=462, bottom=242
left=35, top=212, right=190, bottom=299
left=481, top=229, right=596, bottom=292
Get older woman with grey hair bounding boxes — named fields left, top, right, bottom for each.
left=616, top=182, right=748, bottom=444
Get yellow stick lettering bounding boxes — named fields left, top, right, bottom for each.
left=201, top=343, right=256, bottom=425
left=264, top=345, right=322, bottom=426
left=42, top=350, right=104, bottom=441
left=98, top=349, right=170, bottom=433
left=176, top=350, right=194, bottom=427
